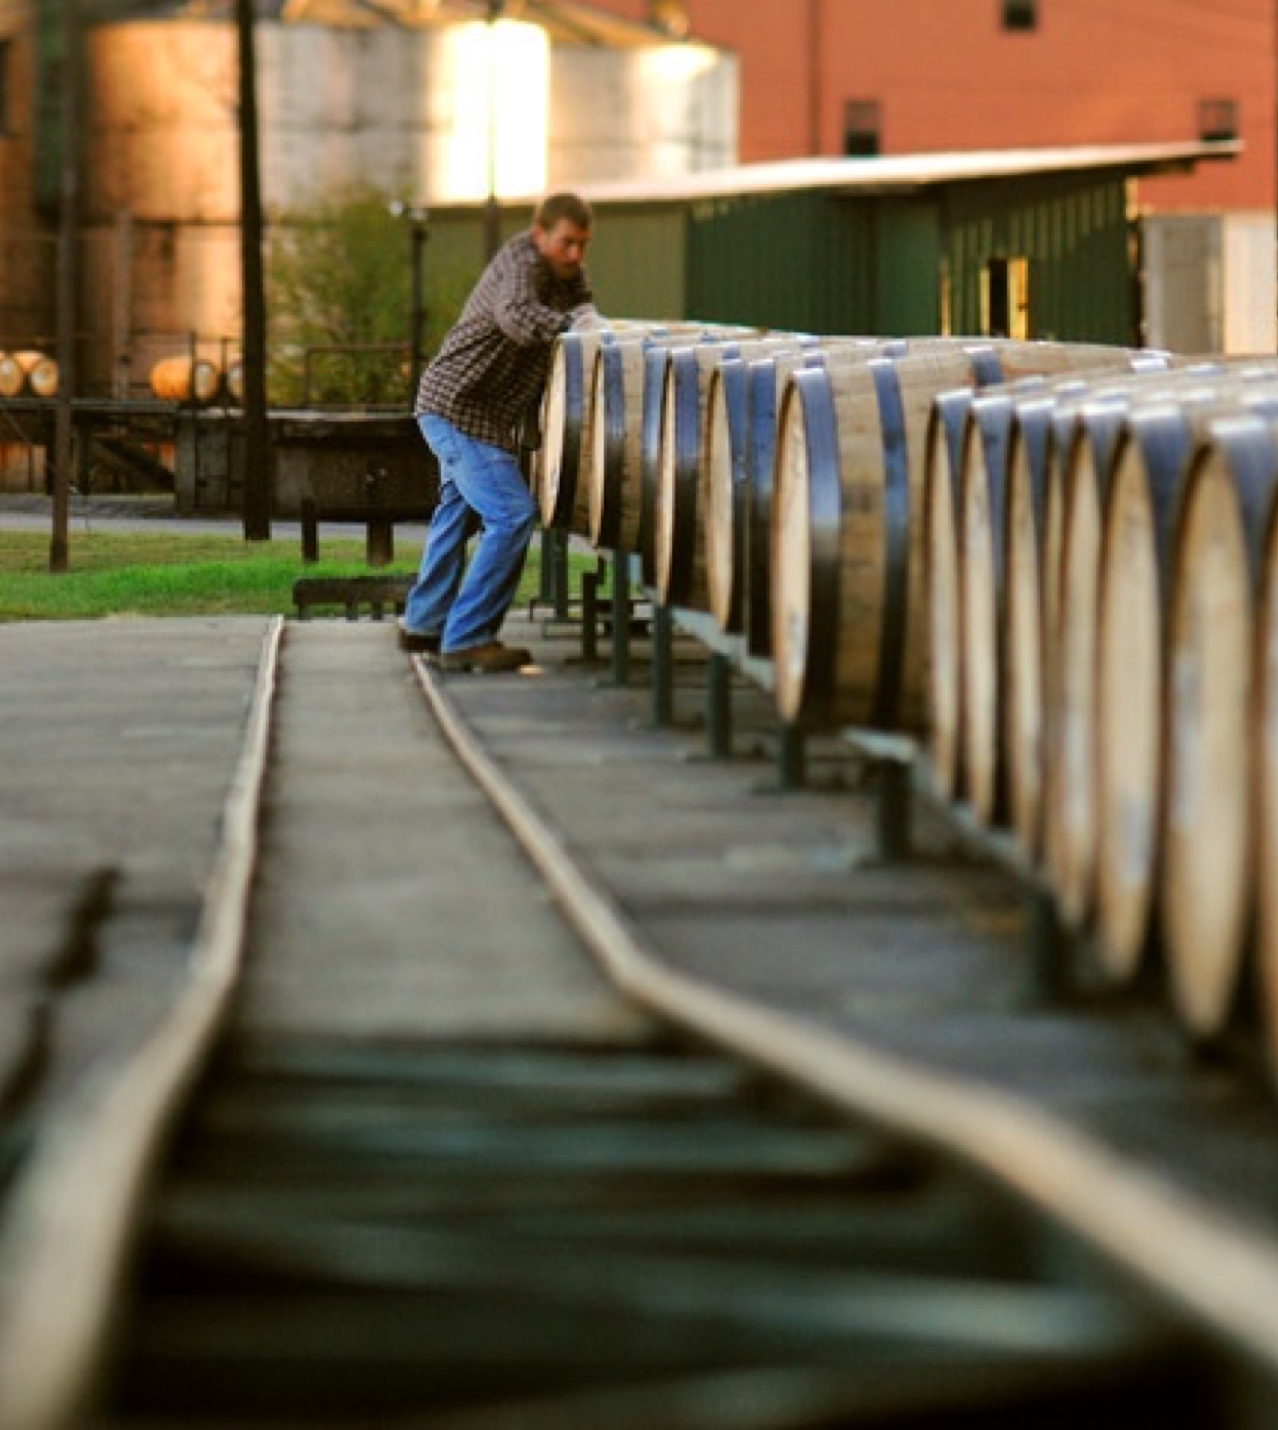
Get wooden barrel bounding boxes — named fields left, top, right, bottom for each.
left=774, top=344, right=1041, bottom=732
left=537, top=319, right=675, bottom=533
left=1040, top=391, right=1155, bottom=930
left=1252, top=423, right=1278, bottom=1073
left=150, top=356, right=221, bottom=405
left=587, top=327, right=758, bottom=559
left=750, top=337, right=983, bottom=666
left=1043, top=374, right=1250, bottom=930
left=1002, top=362, right=1258, bottom=869
left=999, top=377, right=1098, bottom=853
left=921, top=342, right=1144, bottom=799
left=922, top=386, right=988, bottom=796
left=654, top=333, right=830, bottom=615
left=538, top=326, right=617, bottom=534
left=1031, top=366, right=1255, bottom=924
left=13, top=350, right=58, bottom=399
left=1163, top=415, right=1278, bottom=1041
left=1000, top=361, right=1232, bottom=860
left=959, top=356, right=1177, bottom=829
left=702, top=339, right=884, bottom=643
left=703, top=354, right=752, bottom=633
left=0, top=353, right=21, bottom=398
left=225, top=358, right=245, bottom=406
left=655, top=339, right=753, bottom=609
left=1092, top=376, right=1278, bottom=985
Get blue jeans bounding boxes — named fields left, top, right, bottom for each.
left=403, top=416, right=537, bottom=651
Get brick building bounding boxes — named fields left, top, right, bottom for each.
left=588, top=0, right=1276, bottom=350
left=591, top=0, right=1272, bottom=212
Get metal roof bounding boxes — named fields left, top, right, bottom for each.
left=574, top=141, right=1243, bottom=205
left=89, top=0, right=681, bottom=40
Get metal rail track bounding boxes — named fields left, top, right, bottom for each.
left=2, top=622, right=1278, bottom=1425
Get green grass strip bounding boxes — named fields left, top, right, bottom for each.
left=0, top=530, right=571, bottom=622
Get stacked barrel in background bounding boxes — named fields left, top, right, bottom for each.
left=149, top=355, right=243, bottom=405
left=0, top=351, right=59, bottom=398
left=0, top=352, right=244, bottom=403
left=533, top=319, right=1278, bottom=1074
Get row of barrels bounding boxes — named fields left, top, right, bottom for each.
left=150, top=355, right=243, bottom=405
left=923, top=355, right=1278, bottom=1057
left=0, top=352, right=241, bottom=404
left=532, top=320, right=1278, bottom=1072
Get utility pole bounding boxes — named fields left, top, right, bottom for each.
left=389, top=202, right=430, bottom=394
left=237, top=0, right=271, bottom=540
left=484, top=0, right=503, bottom=259
left=49, top=0, right=80, bottom=573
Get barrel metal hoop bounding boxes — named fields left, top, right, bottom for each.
left=551, top=335, right=585, bottom=529
left=868, top=358, right=912, bottom=729
left=974, top=395, right=1016, bottom=607
left=596, top=344, right=625, bottom=550
left=1206, top=415, right=1278, bottom=594
left=747, top=361, right=781, bottom=657
left=1129, top=407, right=1199, bottom=618
left=670, top=352, right=704, bottom=606
left=638, top=346, right=669, bottom=585
left=967, top=346, right=1006, bottom=389
left=792, top=366, right=843, bottom=725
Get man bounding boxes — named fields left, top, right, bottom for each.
left=399, top=191, right=597, bottom=673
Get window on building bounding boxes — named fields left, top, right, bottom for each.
left=1002, top=0, right=1038, bottom=31
left=843, top=100, right=881, bottom=158
left=1198, top=98, right=1239, bottom=143
left=981, top=257, right=1031, bottom=339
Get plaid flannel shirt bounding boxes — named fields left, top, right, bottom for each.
left=414, top=229, right=593, bottom=453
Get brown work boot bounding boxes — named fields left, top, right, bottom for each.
left=437, top=640, right=532, bottom=673
left=397, top=623, right=441, bottom=654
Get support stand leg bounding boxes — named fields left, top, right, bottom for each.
left=537, top=527, right=555, bottom=604
left=778, top=722, right=806, bottom=790
left=706, top=652, right=732, bottom=758
left=581, top=568, right=599, bottom=663
left=611, top=550, right=632, bottom=687
left=1026, top=885, right=1071, bottom=1003
left=875, top=759, right=913, bottom=862
left=652, top=604, right=674, bottom=726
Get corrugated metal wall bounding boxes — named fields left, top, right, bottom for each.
left=431, top=168, right=1138, bottom=347
left=587, top=207, right=688, bottom=321
left=940, top=172, right=1136, bottom=344
left=682, top=190, right=873, bottom=335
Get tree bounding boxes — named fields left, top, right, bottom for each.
left=266, top=185, right=471, bottom=409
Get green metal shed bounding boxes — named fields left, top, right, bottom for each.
left=426, top=142, right=1237, bottom=346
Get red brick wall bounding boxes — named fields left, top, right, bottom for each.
left=590, top=0, right=1273, bottom=212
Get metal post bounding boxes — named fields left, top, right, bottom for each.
left=706, top=652, right=732, bottom=758
left=389, top=202, right=429, bottom=394
left=581, top=567, right=599, bottom=662
left=538, top=527, right=555, bottom=603
left=874, top=758, right=913, bottom=861
left=554, top=528, right=570, bottom=620
left=50, top=0, right=80, bottom=573
left=651, top=604, right=674, bottom=726
left=1026, top=884, right=1072, bottom=1003
left=610, top=550, right=632, bottom=687
left=778, top=722, right=806, bottom=790
left=237, top=0, right=272, bottom=541
left=484, top=2, right=504, bottom=261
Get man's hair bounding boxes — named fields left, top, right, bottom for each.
left=534, top=192, right=593, bottom=231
